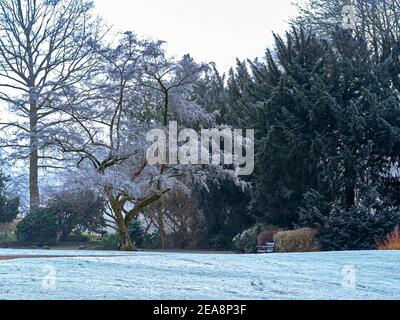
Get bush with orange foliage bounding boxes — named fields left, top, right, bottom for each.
left=274, top=228, right=320, bottom=253
left=376, top=226, right=400, bottom=250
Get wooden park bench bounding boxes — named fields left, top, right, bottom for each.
left=255, top=242, right=275, bottom=254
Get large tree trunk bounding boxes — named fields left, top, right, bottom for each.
left=157, top=211, right=166, bottom=249
left=29, top=148, right=40, bottom=210
left=110, top=196, right=137, bottom=251
left=117, top=218, right=137, bottom=252
left=29, top=103, right=40, bottom=210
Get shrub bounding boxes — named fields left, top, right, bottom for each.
left=208, top=234, right=230, bottom=250
left=233, top=225, right=262, bottom=253
left=299, top=189, right=400, bottom=251
left=48, top=190, right=106, bottom=241
left=64, top=231, right=91, bottom=243
left=233, top=225, right=280, bottom=253
left=143, top=188, right=206, bottom=250
left=376, top=226, right=400, bottom=250
left=317, top=205, right=400, bottom=251
left=142, top=233, right=161, bottom=249
left=274, top=228, right=320, bottom=253
left=0, top=196, right=19, bottom=224
left=0, top=170, right=19, bottom=224
left=257, top=227, right=281, bottom=246
left=101, top=234, right=119, bottom=250
left=0, top=220, right=19, bottom=233
left=16, top=209, right=58, bottom=245
left=0, top=231, right=17, bottom=245
left=128, top=219, right=144, bottom=247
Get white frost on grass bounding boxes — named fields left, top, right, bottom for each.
left=0, top=249, right=399, bottom=300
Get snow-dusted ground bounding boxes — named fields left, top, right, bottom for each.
left=0, top=248, right=399, bottom=300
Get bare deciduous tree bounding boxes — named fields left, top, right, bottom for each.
left=0, top=0, right=103, bottom=209
left=55, top=33, right=231, bottom=251
left=143, top=188, right=204, bottom=249
left=295, top=0, right=400, bottom=54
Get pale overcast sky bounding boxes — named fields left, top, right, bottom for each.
left=93, top=0, right=300, bottom=72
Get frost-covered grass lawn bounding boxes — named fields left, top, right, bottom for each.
left=0, top=248, right=399, bottom=300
